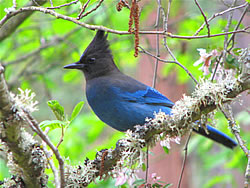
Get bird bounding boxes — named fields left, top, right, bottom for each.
left=64, top=30, right=237, bottom=149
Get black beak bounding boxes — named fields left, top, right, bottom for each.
left=64, top=61, right=85, bottom=69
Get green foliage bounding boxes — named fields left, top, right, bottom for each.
left=225, top=54, right=239, bottom=70
left=0, top=159, right=9, bottom=180
left=204, top=174, right=234, bottom=188
left=132, top=179, right=146, bottom=187
left=0, top=0, right=248, bottom=187
left=142, top=163, right=147, bottom=171
left=132, top=178, right=172, bottom=188
left=39, top=119, right=66, bottom=130
left=188, top=110, right=250, bottom=187
left=63, top=70, right=82, bottom=83
left=70, top=101, right=84, bottom=121
left=42, top=101, right=123, bottom=187
left=162, top=146, right=170, bottom=154
left=47, top=100, right=66, bottom=121
left=39, top=100, right=84, bottom=131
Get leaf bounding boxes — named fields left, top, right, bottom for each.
left=133, top=179, right=146, bottom=186
left=204, top=174, right=231, bottom=188
left=232, top=48, right=241, bottom=56
left=152, top=183, right=162, bottom=188
left=163, top=146, right=169, bottom=154
left=39, top=120, right=66, bottom=131
left=163, top=183, right=173, bottom=188
left=148, top=151, right=155, bottom=156
left=47, top=100, right=65, bottom=121
left=225, top=54, right=239, bottom=69
left=70, top=101, right=84, bottom=121
left=142, top=163, right=146, bottom=171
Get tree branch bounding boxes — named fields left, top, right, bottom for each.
left=3, top=27, right=81, bottom=66
left=46, top=0, right=79, bottom=9
left=0, top=65, right=48, bottom=187
left=139, top=46, right=198, bottom=84
left=218, top=104, right=249, bottom=187
left=194, top=2, right=248, bottom=36
left=0, top=6, right=248, bottom=40
left=0, top=0, right=47, bottom=42
left=194, top=0, right=210, bottom=36
left=0, top=62, right=65, bottom=187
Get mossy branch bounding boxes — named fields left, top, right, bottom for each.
left=0, top=65, right=48, bottom=187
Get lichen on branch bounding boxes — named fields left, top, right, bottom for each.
left=0, top=65, right=48, bottom=187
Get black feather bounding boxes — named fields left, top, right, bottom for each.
left=80, top=30, right=112, bottom=60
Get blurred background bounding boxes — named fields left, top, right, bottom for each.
left=0, top=0, right=249, bottom=187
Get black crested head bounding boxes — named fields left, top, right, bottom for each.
left=64, top=30, right=119, bottom=80
left=83, top=30, right=112, bottom=59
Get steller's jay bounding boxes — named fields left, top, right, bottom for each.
left=64, top=30, right=237, bottom=149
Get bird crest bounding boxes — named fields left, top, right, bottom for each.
left=80, top=30, right=112, bottom=60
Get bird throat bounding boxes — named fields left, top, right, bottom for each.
left=84, top=64, right=119, bottom=81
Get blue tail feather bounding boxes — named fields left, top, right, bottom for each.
left=193, top=125, right=237, bottom=149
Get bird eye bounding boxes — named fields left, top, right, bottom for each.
left=88, top=57, right=96, bottom=64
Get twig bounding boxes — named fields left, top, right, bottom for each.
left=49, top=0, right=54, bottom=7
left=223, top=0, right=237, bottom=49
left=0, top=6, right=248, bottom=40
left=56, top=126, right=65, bottom=148
left=145, top=0, right=163, bottom=182
left=194, top=2, right=248, bottom=36
left=166, top=29, right=249, bottom=39
left=164, top=0, right=171, bottom=31
left=139, top=46, right=198, bottom=84
left=0, top=0, right=47, bottom=42
left=194, top=0, right=210, bottom=36
left=164, top=40, right=199, bottom=84
left=4, top=27, right=81, bottom=66
left=23, top=112, right=65, bottom=188
left=46, top=0, right=79, bottom=9
left=42, top=127, right=60, bottom=188
left=219, top=105, right=248, bottom=155
left=31, top=0, right=40, bottom=6
left=211, top=53, right=223, bottom=81
left=139, top=46, right=176, bottom=64
left=177, top=130, right=192, bottom=188
left=77, top=0, right=104, bottom=19
left=99, top=150, right=109, bottom=178
left=12, top=0, right=17, bottom=9
left=211, top=0, right=237, bottom=81
left=121, top=0, right=130, bottom=9
left=220, top=0, right=231, bottom=8
left=4, top=40, right=56, bottom=66
left=227, top=4, right=249, bottom=50
left=245, top=158, right=250, bottom=188
left=145, top=144, right=149, bottom=183
left=218, top=105, right=250, bottom=187
left=152, top=0, right=162, bottom=88
left=76, top=0, right=90, bottom=20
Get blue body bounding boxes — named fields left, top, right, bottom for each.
left=86, top=72, right=173, bottom=131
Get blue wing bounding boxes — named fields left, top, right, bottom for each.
left=121, top=86, right=174, bottom=108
